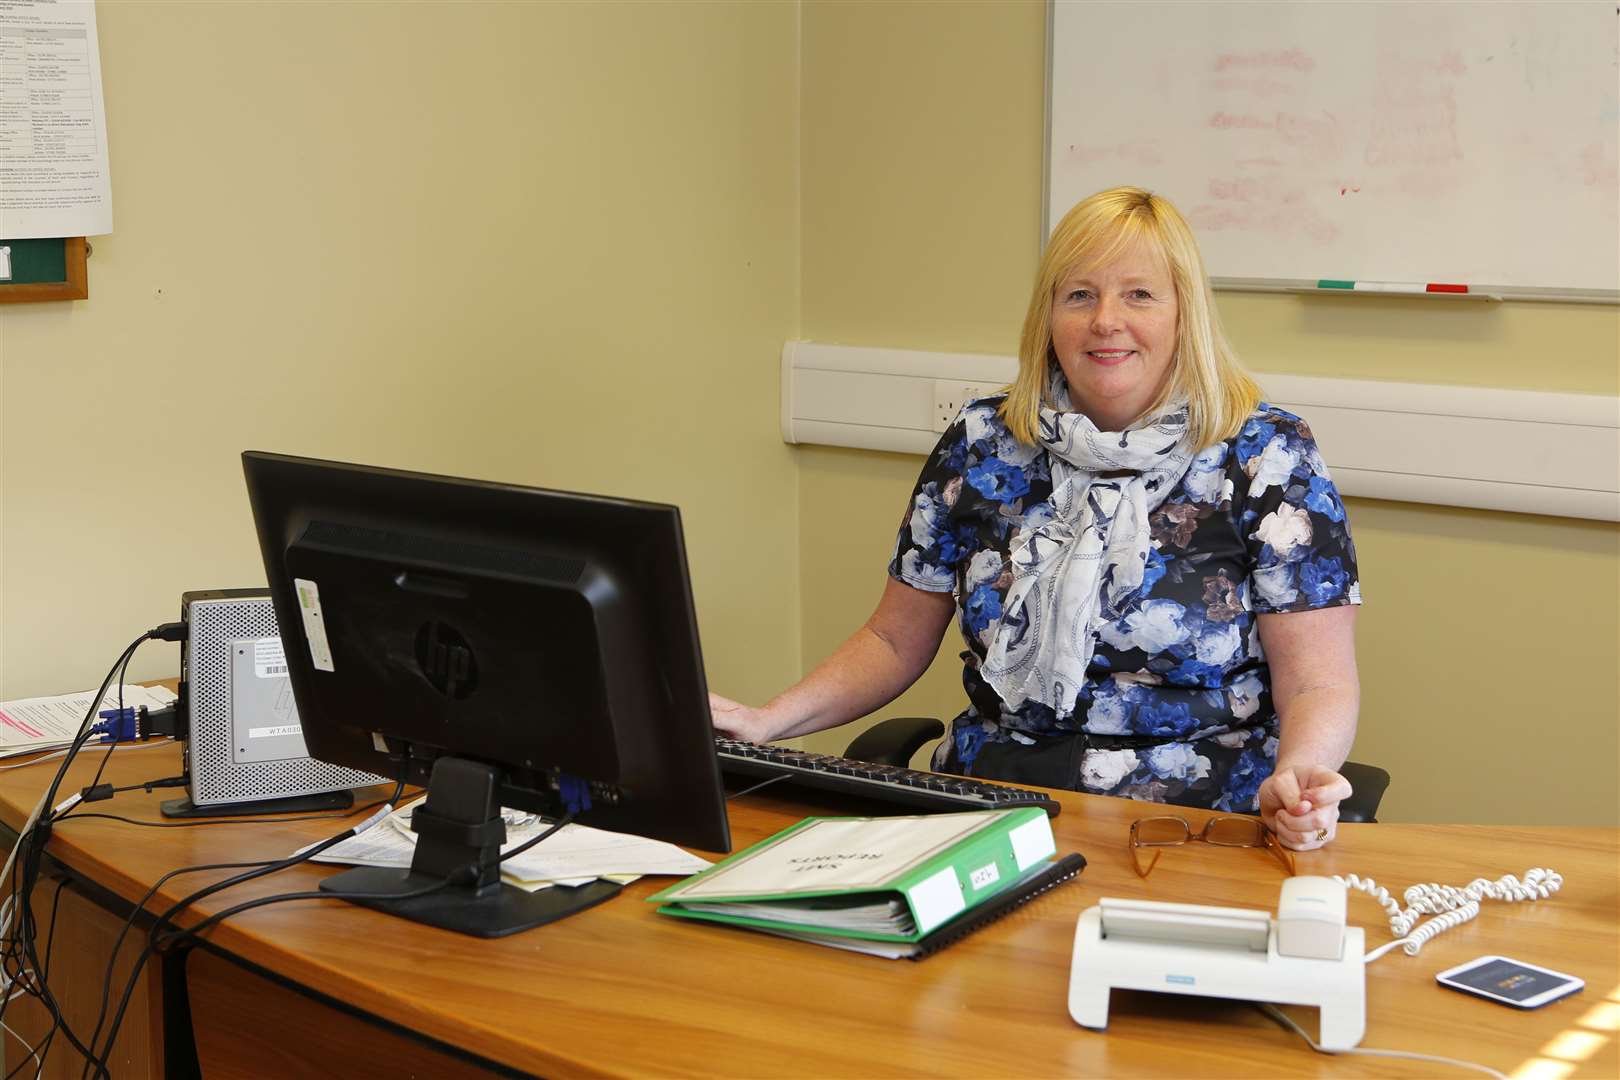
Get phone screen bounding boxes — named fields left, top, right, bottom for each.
left=1438, top=956, right=1583, bottom=1008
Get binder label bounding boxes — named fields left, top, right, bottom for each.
left=969, top=862, right=1000, bottom=891
left=1009, top=815, right=1057, bottom=870
left=909, top=865, right=966, bottom=935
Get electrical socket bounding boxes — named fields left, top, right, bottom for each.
left=931, top=380, right=1003, bottom=432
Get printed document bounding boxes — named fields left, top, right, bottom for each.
left=0, top=683, right=177, bottom=752
left=0, top=0, right=113, bottom=237
left=310, top=799, right=712, bottom=888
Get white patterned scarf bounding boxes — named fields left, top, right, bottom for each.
left=982, top=374, right=1196, bottom=720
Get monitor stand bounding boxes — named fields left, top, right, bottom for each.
left=319, top=756, right=623, bottom=938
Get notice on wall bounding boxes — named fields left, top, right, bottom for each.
left=0, top=0, right=112, bottom=238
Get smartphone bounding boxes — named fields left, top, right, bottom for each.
left=1436, top=955, right=1584, bottom=1009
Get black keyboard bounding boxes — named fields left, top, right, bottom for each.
left=714, top=737, right=1061, bottom=817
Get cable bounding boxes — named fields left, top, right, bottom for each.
left=52, top=795, right=400, bottom=829
left=1257, top=1002, right=1506, bottom=1078
left=154, top=877, right=452, bottom=953
left=0, top=622, right=183, bottom=1078
left=0, top=633, right=155, bottom=1074
left=82, top=649, right=140, bottom=796
left=77, top=852, right=289, bottom=1079
left=726, top=773, right=792, bottom=801
left=493, top=811, right=576, bottom=866
left=36, top=879, right=68, bottom=989
left=1337, top=868, right=1562, bottom=960
left=81, top=778, right=407, bottom=1079
left=0, top=1019, right=41, bottom=1079
left=149, top=807, right=578, bottom=973
left=0, top=739, right=173, bottom=773
left=7, top=878, right=71, bottom=1080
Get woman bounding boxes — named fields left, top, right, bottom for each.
left=711, top=187, right=1361, bottom=851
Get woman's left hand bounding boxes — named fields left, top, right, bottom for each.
left=1259, top=764, right=1353, bottom=850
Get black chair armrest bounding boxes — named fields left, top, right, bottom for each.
left=842, top=717, right=946, bottom=769
left=1337, top=761, right=1391, bottom=824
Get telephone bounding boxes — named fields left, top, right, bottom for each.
left=1067, top=867, right=1564, bottom=1050
left=1067, top=876, right=1367, bottom=1049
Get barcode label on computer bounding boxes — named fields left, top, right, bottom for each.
left=253, top=638, right=290, bottom=679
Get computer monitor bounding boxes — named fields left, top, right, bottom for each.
left=242, top=451, right=731, bottom=937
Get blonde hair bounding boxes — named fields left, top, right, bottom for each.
left=1000, top=186, right=1260, bottom=450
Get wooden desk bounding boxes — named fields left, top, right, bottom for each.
left=2, top=743, right=1616, bottom=1078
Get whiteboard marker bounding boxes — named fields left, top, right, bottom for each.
left=1352, top=281, right=1427, bottom=294
left=1314, top=280, right=1472, bottom=295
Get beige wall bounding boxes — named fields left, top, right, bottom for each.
left=2, top=1, right=1614, bottom=827
left=798, top=1, right=1620, bottom=825
left=0, top=3, right=803, bottom=709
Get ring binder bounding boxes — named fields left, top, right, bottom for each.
left=907, top=853, right=1088, bottom=960
left=651, top=809, right=1080, bottom=958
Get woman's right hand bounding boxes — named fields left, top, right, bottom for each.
left=707, top=692, right=778, bottom=744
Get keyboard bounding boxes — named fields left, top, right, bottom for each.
left=714, top=737, right=1061, bottom=817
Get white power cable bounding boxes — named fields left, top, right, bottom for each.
left=0, top=1017, right=42, bottom=1077
left=1258, top=1003, right=1506, bottom=1078
left=0, top=738, right=174, bottom=773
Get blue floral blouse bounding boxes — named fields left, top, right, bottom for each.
left=888, top=398, right=1361, bottom=812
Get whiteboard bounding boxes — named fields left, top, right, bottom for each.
left=1047, top=1, right=1620, bottom=299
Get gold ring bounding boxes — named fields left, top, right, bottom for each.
left=1315, top=828, right=1329, bottom=841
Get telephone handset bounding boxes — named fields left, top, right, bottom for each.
left=1276, top=875, right=1348, bottom=959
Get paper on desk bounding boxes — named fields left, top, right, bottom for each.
left=385, top=803, right=713, bottom=883
left=308, top=803, right=711, bottom=890
left=0, top=684, right=177, bottom=752
left=306, top=827, right=619, bottom=891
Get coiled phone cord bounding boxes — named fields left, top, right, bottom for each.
left=1336, top=867, right=1563, bottom=960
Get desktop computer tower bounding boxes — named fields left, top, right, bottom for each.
left=176, top=589, right=383, bottom=811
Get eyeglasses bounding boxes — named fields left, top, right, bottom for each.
left=1128, top=815, right=1295, bottom=879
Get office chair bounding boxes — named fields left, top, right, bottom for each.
left=843, top=717, right=1391, bottom=823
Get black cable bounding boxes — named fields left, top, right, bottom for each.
left=81, top=742, right=119, bottom=805
left=79, top=853, right=285, bottom=1079
left=154, top=877, right=452, bottom=954
left=146, top=808, right=577, bottom=964
left=42, top=630, right=170, bottom=815
left=493, top=811, right=576, bottom=865
left=78, top=733, right=409, bottom=1076
left=53, top=802, right=396, bottom=829
left=74, top=776, right=186, bottom=805
left=0, top=876, right=75, bottom=1080
left=83, top=648, right=138, bottom=797
left=48, top=778, right=410, bottom=1074
left=0, top=817, right=95, bottom=1073
left=0, top=623, right=180, bottom=1079
left=8, top=632, right=156, bottom=1075
left=82, top=775, right=408, bottom=1080
left=38, top=877, right=69, bottom=986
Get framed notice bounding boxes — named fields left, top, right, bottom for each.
left=0, top=237, right=88, bottom=303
